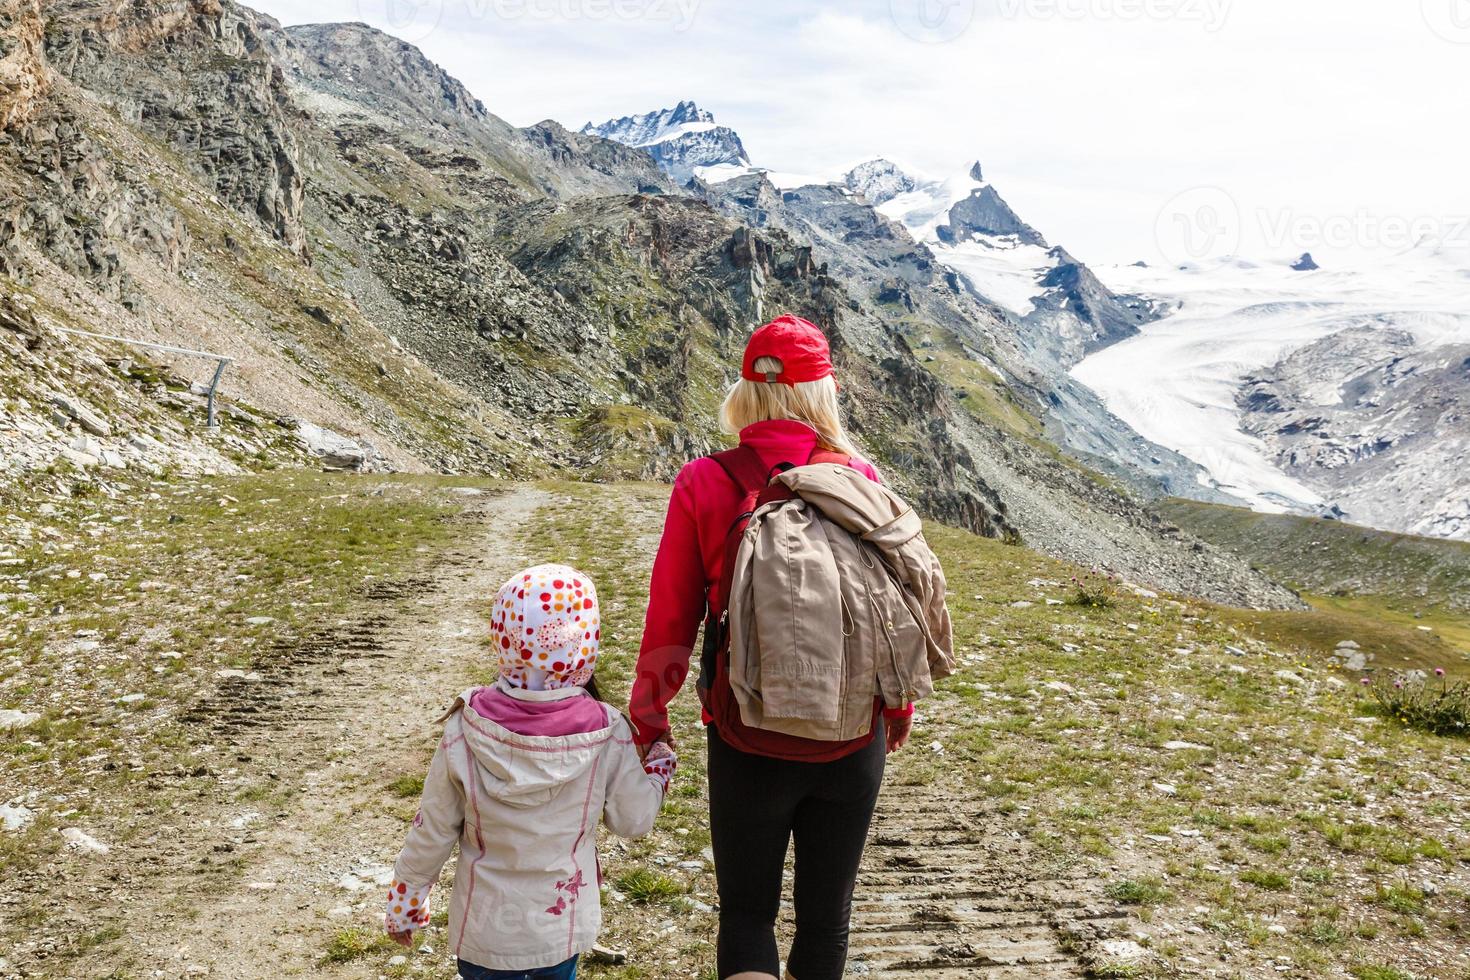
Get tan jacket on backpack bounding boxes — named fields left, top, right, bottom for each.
left=726, top=463, right=955, bottom=741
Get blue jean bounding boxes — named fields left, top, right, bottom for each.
left=457, top=956, right=578, bottom=980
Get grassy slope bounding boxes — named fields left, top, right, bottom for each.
left=5, top=479, right=1466, bottom=979
left=1160, top=499, right=1470, bottom=663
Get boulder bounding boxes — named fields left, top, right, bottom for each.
left=283, top=418, right=380, bottom=472
left=49, top=391, right=112, bottom=437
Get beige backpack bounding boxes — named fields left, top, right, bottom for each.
left=724, top=459, right=955, bottom=742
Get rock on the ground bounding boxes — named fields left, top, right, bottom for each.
left=0, top=709, right=40, bottom=730
left=1, top=804, right=35, bottom=832
left=284, top=418, right=381, bottom=472
left=60, top=827, right=110, bottom=854
left=49, top=391, right=112, bottom=437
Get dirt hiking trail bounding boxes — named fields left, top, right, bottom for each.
left=46, top=484, right=1112, bottom=979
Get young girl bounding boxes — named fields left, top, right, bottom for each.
left=384, top=563, right=677, bottom=980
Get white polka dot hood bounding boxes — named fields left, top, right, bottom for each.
left=491, top=564, right=601, bottom=692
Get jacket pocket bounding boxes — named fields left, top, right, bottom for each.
left=750, top=503, right=846, bottom=725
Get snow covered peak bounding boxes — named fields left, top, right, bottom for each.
left=843, top=159, right=917, bottom=207
left=582, top=101, right=748, bottom=183
left=581, top=100, right=716, bottom=148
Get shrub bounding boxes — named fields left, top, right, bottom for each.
left=1068, top=569, right=1118, bottom=609
left=1364, top=671, right=1469, bottom=737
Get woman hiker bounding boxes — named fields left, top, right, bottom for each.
left=629, top=313, right=933, bottom=980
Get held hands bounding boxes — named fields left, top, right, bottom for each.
left=885, top=713, right=913, bottom=754
left=642, top=740, right=678, bottom=793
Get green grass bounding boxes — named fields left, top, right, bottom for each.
left=320, top=927, right=399, bottom=964
left=615, top=867, right=685, bottom=905
left=0, top=472, right=482, bottom=959
left=387, top=774, right=426, bottom=799
left=1105, top=878, right=1171, bottom=906
left=1351, top=966, right=1415, bottom=980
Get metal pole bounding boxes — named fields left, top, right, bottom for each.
left=206, top=358, right=229, bottom=429
left=46, top=326, right=235, bottom=432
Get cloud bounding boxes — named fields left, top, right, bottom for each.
left=250, top=0, right=1469, bottom=265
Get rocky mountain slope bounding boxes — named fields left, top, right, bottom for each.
left=582, top=100, right=749, bottom=183
left=0, top=2, right=1296, bottom=608
left=1237, top=326, right=1470, bottom=540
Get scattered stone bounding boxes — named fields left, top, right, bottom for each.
left=1162, top=741, right=1208, bottom=751
left=388, top=955, right=407, bottom=967
left=285, top=418, right=380, bottom=472
left=1153, top=782, right=1178, bottom=796
left=1099, top=938, right=1147, bottom=962
left=49, top=391, right=112, bottom=437
left=0, top=709, right=40, bottom=730
left=589, top=945, right=628, bottom=965
left=337, top=864, right=394, bottom=892
left=245, top=616, right=275, bottom=626
left=1274, top=670, right=1306, bottom=687
left=117, top=693, right=145, bottom=704
left=61, top=827, right=110, bottom=854
left=1, top=803, right=35, bottom=831
left=1009, top=600, right=1034, bottom=609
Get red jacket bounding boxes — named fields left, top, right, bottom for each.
left=630, top=419, right=913, bottom=753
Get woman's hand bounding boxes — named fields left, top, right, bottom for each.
left=885, top=714, right=913, bottom=754
left=388, top=929, right=413, bottom=949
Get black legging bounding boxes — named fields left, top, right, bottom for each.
left=707, top=722, right=886, bottom=980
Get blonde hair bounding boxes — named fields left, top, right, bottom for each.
left=720, top=356, right=859, bottom=457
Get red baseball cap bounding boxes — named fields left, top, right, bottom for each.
left=741, top=314, right=835, bottom=385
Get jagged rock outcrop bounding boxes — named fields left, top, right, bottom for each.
left=1238, top=325, right=1470, bottom=540
left=0, top=0, right=48, bottom=131
left=938, top=184, right=1047, bottom=246
left=43, top=0, right=308, bottom=256
left=1035, top=246, right=1157, bottom=353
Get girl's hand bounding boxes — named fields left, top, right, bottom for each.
left=885, top=714, right=913, bottom=754
left=388, top=929, right=414, bottom=948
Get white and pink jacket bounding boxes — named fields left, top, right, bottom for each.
left=386, top=681, right=674, bottom=971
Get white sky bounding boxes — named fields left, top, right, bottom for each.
left=250, top=0, right=1470, bottom=266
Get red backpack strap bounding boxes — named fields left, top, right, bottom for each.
left=808, top=448, right=852, bottom=467
left=709, top=445, right=773, bottom=498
